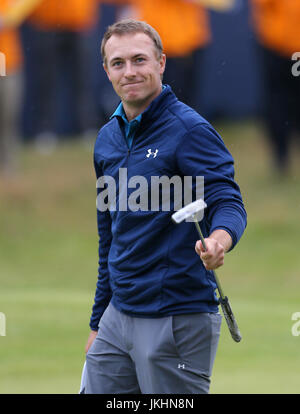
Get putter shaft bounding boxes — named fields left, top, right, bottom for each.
left=192, top=213, right=242, bottom=342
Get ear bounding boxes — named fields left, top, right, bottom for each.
left=159, top=54, right=166, bottom=77
left=103, top=63, right=111, bottom=82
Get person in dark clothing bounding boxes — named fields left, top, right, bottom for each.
left=84, top=19, right=247, bottom=394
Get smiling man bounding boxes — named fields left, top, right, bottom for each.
left=102, top=30, right=166, bottom=120
left=84, top=19, right=247, bottom=394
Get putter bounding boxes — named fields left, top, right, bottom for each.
left=172, top=199, right=242, bottom=343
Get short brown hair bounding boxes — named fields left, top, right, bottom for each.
left=101, top=19, right=164, bottom=65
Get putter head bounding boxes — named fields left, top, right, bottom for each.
left=171, top=199, right=207, bottom=224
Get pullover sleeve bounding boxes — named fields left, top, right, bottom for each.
left=89, top=154, right=113, bottom=330
left=176, top=122, right=247, bottom=249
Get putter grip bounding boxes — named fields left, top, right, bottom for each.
left=219, top=296, right=242, bottom=342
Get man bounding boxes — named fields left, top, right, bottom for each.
left=85, top=19, right=247, bottom=394
left=17, top=0, right=99, bottom=146
left=0, top=0, right=24, bottom=176
left=250, top=0, right=300, bottom=174
left=118, top=0, right=211, bottom=109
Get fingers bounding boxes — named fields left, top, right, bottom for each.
left=195, top=240, right=204, bottom=255
left=195, top=238, right=225, bottom=270
left=85, top=330, right=98, bottom=353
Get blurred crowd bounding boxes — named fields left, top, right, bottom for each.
left=0, top=0, right=300, bottom=176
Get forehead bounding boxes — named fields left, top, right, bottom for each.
left=105, top=32, right=158, bottom=62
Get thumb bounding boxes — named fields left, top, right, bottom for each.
left=199, top=240, right=207, bottom=252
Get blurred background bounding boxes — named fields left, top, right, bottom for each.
left=0, top=0, right=300, bottom=394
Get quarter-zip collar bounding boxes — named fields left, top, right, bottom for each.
left=139, top=84, right=177, bottom=129
left=111, top=103, right=142, bottom=149
left=110, top=85, right=177, bottom=146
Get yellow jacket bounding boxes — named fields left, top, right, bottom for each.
left=0, top=0, right=42, bottom=27
left=126, top=0, right=211, bottom=57
left=29, top=0, right=98, bottom=31
left=251, top=0, right=300, bottom=57
left=0, top=0, right=23, bottom=73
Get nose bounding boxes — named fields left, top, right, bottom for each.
left=124, top=61, right=136, bottom=78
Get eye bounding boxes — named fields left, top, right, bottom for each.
left=135, top=57, right=145, bottom=63
left=112, top=61, right=122, bottom=67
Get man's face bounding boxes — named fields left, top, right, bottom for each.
left=103, top=32, right=166, bottom=110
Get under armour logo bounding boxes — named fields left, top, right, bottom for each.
left=178, top=363, right=185, bottom=370
left=146, top=149, right=158, bottom=158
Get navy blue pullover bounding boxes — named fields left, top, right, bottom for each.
left=90, top=85, right=247, bottom=330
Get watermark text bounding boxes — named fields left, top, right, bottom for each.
left=96, top=168, right=204, bottom=221
left=291, top=312, right=300, bottom=337
left=291, top=52, right=300, bottom=77
left=0, top=313, right=6, bottom=336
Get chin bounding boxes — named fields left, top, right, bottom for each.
left=125, top=93, right=146, bottom=104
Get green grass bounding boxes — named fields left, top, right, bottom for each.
left=1, top=120, right=300, bottom=393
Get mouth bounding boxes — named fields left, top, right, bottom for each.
left=122, top=81, right=143, bottom=87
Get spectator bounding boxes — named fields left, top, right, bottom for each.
left=119, top=0, right=211, bottom=111
left=90, top=0, right=134, bottom=127
left=18, top=0, right=99, bottom=151
left=250, top=0, right=300, bottom=174
left=0, top=0, right=24, bottom=176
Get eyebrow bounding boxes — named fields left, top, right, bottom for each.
left=109, top=53, right=148, bottom=65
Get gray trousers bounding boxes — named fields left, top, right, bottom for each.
left=85, top=303, right=221, bottom=394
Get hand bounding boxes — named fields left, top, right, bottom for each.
left=85, top=330, right=98, bottom=353
left=195, top=237, right=225, bottom=270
